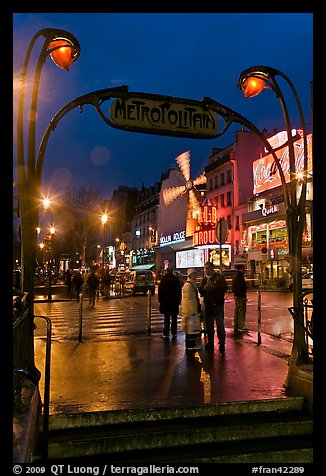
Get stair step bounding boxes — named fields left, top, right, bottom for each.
left=45, top=397, right=312, bottom=463
left=48, top=397, right=305, bottom=430
left=49, top=434, right=313, bottom=464
left=48, top=410, right=312, bottom=460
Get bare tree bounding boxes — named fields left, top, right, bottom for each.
left=59, top=186, right=102, bottom=266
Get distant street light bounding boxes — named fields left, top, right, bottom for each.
left=16, top=28, right=80, bottom=380
left=237, top=65, right=309, bottom=365
left=101, top=213, right=109, bottom=274
left=42, top=197, right=52, bottom=211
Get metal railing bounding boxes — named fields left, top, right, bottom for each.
left=13, top=293, right=32, bottom=386
left=288, top=291, right=313, bottom=359
left=13, top=292, right=53, bottom=460
left=34, top=314, right=52, bottom=460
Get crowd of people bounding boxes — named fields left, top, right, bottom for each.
left=63, top=268, right=126, bottom=305
left=158, top=262, right=247, bottom=355
left=63, top=261, right=247, bottom=354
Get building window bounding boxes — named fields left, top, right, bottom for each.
left=220, top=194, right=225, bottom=207
left=214, top=176, right=219, bottom=188
left=227, top=215, right=232, bottom=229
left=227, top=191, right=232, bottom=206
left=227, top=169, right=232, bottom=183
left=220, top=172, right=225, bottom=186
left=269, top=225, right=288, bottom=247
left=235, top=215, right=240, bottom=230
left=250, top=225, right=267, bottom=248
left=209, top=178, right=213, bottom=191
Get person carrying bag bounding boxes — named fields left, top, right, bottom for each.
left=181, top=268, right=202, bottom=351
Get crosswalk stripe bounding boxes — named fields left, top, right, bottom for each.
left=34, top=299, right=182, bottom=340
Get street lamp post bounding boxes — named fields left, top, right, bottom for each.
left=237, top=65, right=309, bottom=366
left=101, top=213, right=109, bottom=275
left=16, top=28, right=80, bottom=380
left=47, top=225, right=56, bottom=301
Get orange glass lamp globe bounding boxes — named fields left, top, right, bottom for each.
left=49, top=38, right=79, bottom=71
left=241, top=76, right=267, bottom=98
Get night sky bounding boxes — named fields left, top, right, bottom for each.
left=13, top=12, right=313, bottom=200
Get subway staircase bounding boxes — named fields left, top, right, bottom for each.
left=42, top=396, right=313, bottom=463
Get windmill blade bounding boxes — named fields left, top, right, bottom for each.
left=193, top=173, right=207, bottom=186
left=188, top=189, right=201, bottom=212
left=163, top=185, right=185, bottom=206
left=175, top=151, right=191, bottom=182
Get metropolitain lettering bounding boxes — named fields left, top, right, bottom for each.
left=111, top=98, right=218, bottom=133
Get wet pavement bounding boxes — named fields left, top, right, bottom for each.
left=33, top=299, right=296, bottom=414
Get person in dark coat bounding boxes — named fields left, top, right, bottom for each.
left=87, top=270, right=100, bottom=306
left=102, top=270, right=111, bottom=299
left=158, top=267, right=182, bottom=339
left=72, top=271, right=83, bottom=302
left=232, top=264, right=248, bottom=332
left=198, top=261, right=228, bottom=354
left=64, top=269, right=73, bottom=299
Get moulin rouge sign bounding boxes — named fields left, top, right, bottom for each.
left=193, top=200, right=230, bottom=247
left=253, top=131, right=312, bottom=194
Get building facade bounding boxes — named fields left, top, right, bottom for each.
left=129, top=179, right=163, bottom=269
left=204, top=130, right=266, bottom=270
left=100, top=186, right=138, bottom=271
left=243, top=130, right=313, bottom=287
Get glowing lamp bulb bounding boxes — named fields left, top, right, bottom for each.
left=49, top=38, right=78, bottom=71
left=101, top=213, right=108, bottom=225
left=241, top=76, right=267, bottom=98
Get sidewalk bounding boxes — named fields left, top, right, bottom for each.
left=34, top=323, right=301, bottom=415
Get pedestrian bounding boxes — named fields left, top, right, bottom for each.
left=64, top=269, right=73, bottom=299
left=198, top=261, right=228, bottom=354
left=72, top=271, right=83, bottom=302
left=181, top=268, right=202, bottom=351
left=232, top=264, right=248, bottom=332
left=95, top=269, right=102, bottom=300
left=119, top=274, right=126, bottom=295
left=158, top=266, right=182, bottom=339
left=87, top=270, right=100, bottom=306
left=102, top=270, right=111, bottom=299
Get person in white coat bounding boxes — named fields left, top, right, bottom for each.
left=181, top=268, right=202, bottom=351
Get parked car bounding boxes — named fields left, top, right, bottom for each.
left=289, top=272, right=313, bottom=291
left=125, top=270, right=155, bottom=296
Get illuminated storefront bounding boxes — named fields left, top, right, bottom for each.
left=244, top=130, right=313, bottom=287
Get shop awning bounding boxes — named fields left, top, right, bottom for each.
left=129, top=264, right=155, bottom=271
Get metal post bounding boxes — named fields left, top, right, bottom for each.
left=47, top=263, right=52, bottom=302
left=147, top=290, right=151, bottom=336
left=257, top=289, right=262, bottom=346
left=78, top=293, right=83, bottom=342
left=34, top=314, right=52, bottom=459
left=219, top=241, right=223, bottom=274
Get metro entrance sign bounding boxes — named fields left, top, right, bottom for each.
left=109, top=93, right=219, bottom=138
